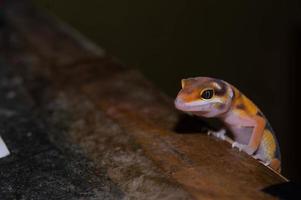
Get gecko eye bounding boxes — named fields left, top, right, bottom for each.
left=201, top=89, right=214, bottom=99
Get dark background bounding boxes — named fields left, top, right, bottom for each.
left=34, top=0, right=300, bottom=181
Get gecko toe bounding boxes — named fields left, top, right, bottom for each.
left=232, top=142, right=243, bottom=151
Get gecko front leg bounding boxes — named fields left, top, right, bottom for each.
left=207, top=128, right=255, bottom=154
left=231, top=115, right=266, bottom=155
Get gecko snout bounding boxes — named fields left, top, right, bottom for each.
left=175, top=97, right=188, bottom=111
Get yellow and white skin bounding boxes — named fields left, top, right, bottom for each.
left=174, top=77, right=281, bottom=172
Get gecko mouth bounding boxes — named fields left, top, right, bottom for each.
left=174, top=99, right=208, bottom=113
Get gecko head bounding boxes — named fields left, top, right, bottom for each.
left=175, top=77, right=234, bottom=118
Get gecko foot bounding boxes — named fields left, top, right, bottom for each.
left=232, top=142, right=256, bottom=155
left=252, top=154, right=265, bottom=161
left=232, top=142, right=244, bottom=151
left=263, top=161, right=270, bottom=166
left=207, top=129, right=226, bottom=140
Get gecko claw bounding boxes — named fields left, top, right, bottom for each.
left=207, top=129, right=226, bottom=140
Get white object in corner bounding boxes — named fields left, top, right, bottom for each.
left=0, top=136, right=10, bottom=158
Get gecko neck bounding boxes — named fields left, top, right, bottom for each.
left=217, top=107, right=233, bottom=121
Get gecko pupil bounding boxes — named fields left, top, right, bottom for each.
left=201, top=89, right=214, bottom=99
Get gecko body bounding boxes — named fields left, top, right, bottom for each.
left=174, top=77, right=281, bottom=172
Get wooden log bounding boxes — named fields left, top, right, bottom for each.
left=2, top=1, right=287, bottom=199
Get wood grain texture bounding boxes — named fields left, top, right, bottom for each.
left=2, top=1, right=287, bottom=199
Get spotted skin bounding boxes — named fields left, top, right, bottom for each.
left=175, top=77, right=281, bottom=173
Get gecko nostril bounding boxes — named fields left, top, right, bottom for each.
left=175, top=98, right=183, bottom=106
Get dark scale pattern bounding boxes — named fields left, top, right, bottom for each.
left=0, top=60, right=123, bottom=199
